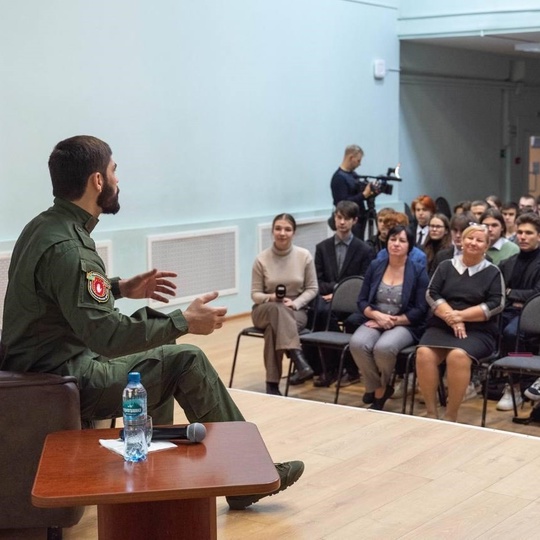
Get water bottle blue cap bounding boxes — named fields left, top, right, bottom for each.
left=128, top=372, right=141, bottom=383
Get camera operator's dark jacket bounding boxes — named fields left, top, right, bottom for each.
left=331, top=168, right=368, bottom=211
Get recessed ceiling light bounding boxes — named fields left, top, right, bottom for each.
left=514, top=43, right=540, bottom=53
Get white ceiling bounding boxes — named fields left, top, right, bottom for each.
left=404, top=32, right=540, bottom=58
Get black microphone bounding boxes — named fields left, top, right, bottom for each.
left=275, top=284, right=286, bottom=300
left=119, top=422, right=207, bottom=443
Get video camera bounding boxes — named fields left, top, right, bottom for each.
left=358, top=164, right=402, bottom=197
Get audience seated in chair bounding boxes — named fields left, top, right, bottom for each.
left=495, top=212, right=540, bottom=409
left=518, top=193, right=538, bottom=215
left=410, top=195, right=436, bottom=248
left=349, top=225, right=428, bottom=410
left=310, top=200, right=374, bottom=387
left=423, top=213, right=452, bottom=276
left=480, top=208, right=520, bottom=265
left=502, top=201, right=520, bottom=243
left=430, top=212, right=475, bottom=276
left=470, top=199, right=489, bottom=222
left=366, top=207, right=395, bottom=254
left=251, top=213, right=318, bottom=395
left=499, top=212, right=540, bottom=352
left=416, top=224, right=505, bottom=422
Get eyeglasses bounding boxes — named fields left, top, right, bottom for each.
left=468, top=222, right=489, bottom=230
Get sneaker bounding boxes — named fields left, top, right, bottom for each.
left=226, top=460, right=305, bottom=510
left=391, top=373, right=415, bottom=399
left=334, top=372, right=360, bottom=388
left=496, top=384, right=523, bottom=411
left=524, top=378, right=540, bottom=401
left=462, top=382, right=478, bottom=402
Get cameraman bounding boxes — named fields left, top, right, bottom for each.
left=331, top=145, right=373, bottom=239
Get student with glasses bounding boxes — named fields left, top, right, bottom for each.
left=423, top=213, right=452, bottom=276
left=430, top=213, right=476, bottom=275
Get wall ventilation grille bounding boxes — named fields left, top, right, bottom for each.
left=147, top=227, right=238, bottom=307
left=96, top=240, right=112, bottom=275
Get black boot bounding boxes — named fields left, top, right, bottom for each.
left=288, top=349, right=314, bottom=384
left=266, top=382, right=282, bottom=396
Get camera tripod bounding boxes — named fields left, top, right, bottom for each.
left=363, top=198, right=378, bottom=241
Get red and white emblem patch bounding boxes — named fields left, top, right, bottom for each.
left=86, top=271, right=111, bottom=303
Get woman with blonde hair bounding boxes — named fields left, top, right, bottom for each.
left=416, top=224, right=505, bottom=421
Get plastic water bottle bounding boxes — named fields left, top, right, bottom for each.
left=122, top=372, right=148, bottom=462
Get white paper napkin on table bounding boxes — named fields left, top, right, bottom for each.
left=99, top=438, right=177, bottom=457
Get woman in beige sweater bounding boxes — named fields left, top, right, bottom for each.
left=251, top=213, right=318, bottom=395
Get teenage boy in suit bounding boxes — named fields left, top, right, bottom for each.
left=306, top=201, right=375, bottom=387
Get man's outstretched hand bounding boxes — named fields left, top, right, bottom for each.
left=119, top=269, right=178, bottom=303
left=184, top=291, right=228, bottom=335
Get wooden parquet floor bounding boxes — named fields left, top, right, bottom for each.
left=217, top=315, right=540, bottom=437
left=5, top=313, right=540, bottom=540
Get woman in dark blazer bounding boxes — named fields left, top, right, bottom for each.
left=349, top=225, right=429, bottom=410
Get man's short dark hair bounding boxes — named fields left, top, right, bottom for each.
left=516, top=212, right=540, bottom=233
left=449, top=211, right=474, bottom=231
left=335, top=200, right=359, bottom=220
left=485, top=194, right=502, bottom=209
left=453, top=200, right=471, bottom=213
left=471, top=200, right=489, bottom=210
left=501, top=201, right=519, bottom=214
left=480, top=207, right=506, bottom=234
left=48, top=135, right=112, bottom=200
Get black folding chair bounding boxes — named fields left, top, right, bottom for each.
left=482, top=294, right=540, bottom=427
left=299, top=276, right=364, bottom=404
left=229, top=301, right=316, bottom=396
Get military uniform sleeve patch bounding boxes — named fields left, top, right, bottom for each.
left=86, top=271, right=111, bottom=303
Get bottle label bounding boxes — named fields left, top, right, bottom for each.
left=123, top=400, right=144, bottom=417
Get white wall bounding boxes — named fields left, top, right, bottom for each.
left=5, top=1, right=538, bottom=317
left=0, top=0, right=401, bottom=315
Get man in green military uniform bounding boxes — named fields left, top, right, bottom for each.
left=0, top=135, right=303, bottom=510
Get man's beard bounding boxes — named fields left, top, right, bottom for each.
left=97, top=180, right=120, bottom=215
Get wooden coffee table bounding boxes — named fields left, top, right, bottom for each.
left=32, top=422, right=280, bottom=540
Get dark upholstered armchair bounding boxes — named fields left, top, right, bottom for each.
left=0, top=370, right=84, bottom=539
